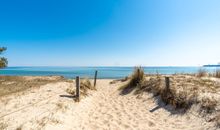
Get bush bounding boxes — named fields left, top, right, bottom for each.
left=0, top=47, right=7, bottom=68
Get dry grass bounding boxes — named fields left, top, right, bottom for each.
left=80, top=78, right=96, bottom=96
left=65, top=78, right=95, bottom=102
left=66, top=87, right=75, bottom=95
left=162, top=86, right=191, bottom=108
left=0, top=122, right=7, bottom=130
left=120, top=73, right=220, bottom=126
left=36, top=117, right=48, bottom=129
left=119, top=67, right=145, bottom=91
left=134, top=76, right=198, bottom=109
left=56, top=102, right=68, bottom=112
left=0, top=76, right=66, bottom=97
left=199, top=96, right=218, bottom=113
left=215, top=114, right=220, bottom=127
left=215, top=70, right=220, bottom=78
left=50, top=117, right=61, bottom=125
left=196, top=68, right=207, bottom=77
left=196, top=68, right=207, bottom=78
left=36, top=114, right=61, bottom=129
left=121, top=71, right=220, bottom=113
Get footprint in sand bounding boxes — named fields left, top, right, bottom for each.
left=122, top=124, right=130, bottom=129
left=148, top=121, right=156, bottom=127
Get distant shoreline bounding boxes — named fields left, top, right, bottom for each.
left=203, top=65, right=220, bottom=67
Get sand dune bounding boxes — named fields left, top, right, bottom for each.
left=0, top=79, right=216, bottom=130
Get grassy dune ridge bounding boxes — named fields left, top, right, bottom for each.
left=120, top=67, right=220, bottom=127
left=0, top=76, right=67, bottom=97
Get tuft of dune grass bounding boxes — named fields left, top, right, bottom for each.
left=66, top=87, right=75, bottom=95
left=199, top=95, right=218, bottom=113
left=119, top=67, right=145, bottom=91
left=196, top=68, right=207, bottom=78
left=36, top=117, right=48, bottom=129
left=215, top=70, right=220, bottom=78
left=80, top=78, right=96, bottom=96
left=56, top=102, right=68, bottom=112
left=66, top=78, right=95, bottom=96
left=215, top=114, right=220, bottom=127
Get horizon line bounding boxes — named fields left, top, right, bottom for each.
left=6, top=65, right=204, bottom=68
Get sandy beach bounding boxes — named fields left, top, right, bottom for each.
left=1, top=0, right=220, bottom=129
left=0, top=75, right=218, bottom=130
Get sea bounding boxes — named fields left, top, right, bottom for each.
left=0, top=67, right=219, bottom=79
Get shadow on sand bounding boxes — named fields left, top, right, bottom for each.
left=60, top=95, right=77, bottom=99
left=120, top=85, right=137, bottom=95
left=119, top=83, right=188, bottom=115
left=149, top=96, right=187, bottom=115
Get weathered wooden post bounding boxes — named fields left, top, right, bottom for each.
left=94, top=70, right=98, bottom=87
left=164, top=76, right=170, bottom=105
left=76, top=76, right=80, bottom=102
left=165, top=77, right=170, bottom=91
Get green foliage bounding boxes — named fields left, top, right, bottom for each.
left=0, top=47, right=7, bottom=68
left=0, top=47, right=6, bottom=54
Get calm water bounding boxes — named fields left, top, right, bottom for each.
left=0, top=67, right=219, bottom=79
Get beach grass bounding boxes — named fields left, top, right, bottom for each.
left=0, top=76, right=66, bottom=97
left=215, top=70, right=220, bottom=78
left=66, top=86, right=75, bottom=95
left=80, top=78, right=96, bottom=96
left=119, top=67, right=145, bottom=91
left=196, top=68, right=207, bottom=77
left=120, top=68, right=220, bottom=126
left=66, top=78, right=95, bottom=98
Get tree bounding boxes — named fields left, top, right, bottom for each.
left=0, top=47, right=8, bottom=68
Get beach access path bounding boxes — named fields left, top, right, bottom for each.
left=0, top=79, right=214, bottom=130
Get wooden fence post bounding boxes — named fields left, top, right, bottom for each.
left=165, top=77, right=170, bottom=91
left=76, top=76, right=80, bottom=102
left=164, top=76, right=171, bottom=105
left=94, top=70, right=98, bottom=87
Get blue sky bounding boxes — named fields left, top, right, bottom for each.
left=0, top=0, right=220, bottom=66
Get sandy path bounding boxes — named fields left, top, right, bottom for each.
left=0, top=79, right=216, bottom=130
left=69, top=80, right=215, bottom=130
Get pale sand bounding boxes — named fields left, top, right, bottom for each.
left=0, top=79, right=216, bottom=130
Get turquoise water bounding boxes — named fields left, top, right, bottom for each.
left=0, top=67, right=219, bottom=79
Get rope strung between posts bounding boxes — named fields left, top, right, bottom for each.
left=0, top=91, right=65, bottom=119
